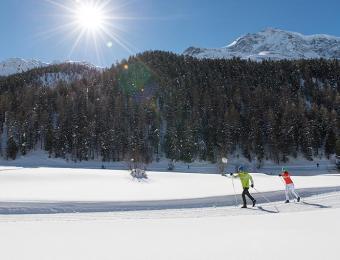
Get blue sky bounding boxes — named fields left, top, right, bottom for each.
left=1, top=0, right=340, bottom=67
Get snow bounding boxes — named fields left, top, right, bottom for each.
left=0, top=58, right=102, bottom=77
left=0, top=150, right=337, bottom=176
left=0, top=58, right=49, bottom=76
left=0, top=195, right=339, bottom=260
left=0, top=167, right=339, bottom=202
left=0, top=164, right=339, bottom=259
left=184, top=28, right=340, bottom=61
left=38, top=72, right=83, bottom=87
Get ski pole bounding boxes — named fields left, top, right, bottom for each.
left=253, top=187, right=272, bottom=203
left=222, top=173, right=238, bottom=207
left=278, top=174, right=286, bottom=186
left=221, top=157, right=238, bottom=207
left=252, top=187, right=279, bottom=212
left=230, top=175, right=238, bottom=207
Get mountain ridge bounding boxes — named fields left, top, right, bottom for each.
left=184, top=28, right=340, bottom=61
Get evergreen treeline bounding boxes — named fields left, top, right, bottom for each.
left=0, top=52, right=339, bottom=165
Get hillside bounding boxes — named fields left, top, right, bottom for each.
left=0, top=51, right=339, bottom=165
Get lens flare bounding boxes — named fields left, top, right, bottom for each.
left=106, top=41, right=113, bottom=48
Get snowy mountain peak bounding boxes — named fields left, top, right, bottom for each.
left=184, top=28, right=340, bottom=61
left=0, top=58, right=49, bottom=77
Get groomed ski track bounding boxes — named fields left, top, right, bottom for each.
left=0, top=186, right=339, bottom=215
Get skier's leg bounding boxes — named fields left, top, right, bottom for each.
left=242, top=189, right=247, bottom=207
left=244, top=188, right=255, bottom=202
left=290, top=184, right=300, bottom=199
left=245, top=188, right=256, bottom=206
left=285, top=185, right=290, bottom=201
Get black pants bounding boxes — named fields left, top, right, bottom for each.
left=242, top=188, right=255, bottom=206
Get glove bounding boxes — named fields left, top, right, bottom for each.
left=278, top=174, right=281, bottom=177
left=230, top=173, right=234, bottom=176
left=251, top=184, right=254, bottom=188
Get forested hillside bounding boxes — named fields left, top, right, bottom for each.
left=0, top=52, right=339, bottom=165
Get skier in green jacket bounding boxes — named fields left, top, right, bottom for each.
left=231, top=166, right=256, bottom=208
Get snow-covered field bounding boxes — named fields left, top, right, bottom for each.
left=1, top=192, right=339, bottom=260
left=0, top=165, right=339, bottom=260
left=0, top=167, right=339, bottom=202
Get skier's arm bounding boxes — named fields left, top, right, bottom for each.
left=250, top=175, right=254, bottom=187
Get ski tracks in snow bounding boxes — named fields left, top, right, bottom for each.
left=0, top=191, right=339, bottom=223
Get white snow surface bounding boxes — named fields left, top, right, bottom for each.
left=0, top=167, right=339, bottom=202
left=0, top=193, right=339, bottom=260
left=0, top=58, right=102, bottom=77
left=0, top=164, right=339, bottom=259
left=184, top=28, right=340, bottom=60
left=0, top=58, right=49, bottom=76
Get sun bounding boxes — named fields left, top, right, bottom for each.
left=43, top=0, right=141, bottom=64
left=75, top=2, right=105, bottom=32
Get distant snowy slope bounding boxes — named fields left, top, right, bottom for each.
left=184, top=28, right=340, bottom=60
left=0, top=58, right=102, bottom=77
left=0, top=58, right=49, bottom=76
left=52, top=60, right=103, bottom=70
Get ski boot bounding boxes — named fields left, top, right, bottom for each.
left=297, top=197, right=301, bottom=202
left=241, top=205, right=247, bottom=208
left=252, top=200, right=256, bottom=207
left=285, top=200, right=289, bottom=203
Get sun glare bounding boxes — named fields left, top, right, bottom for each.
left=43, top=0, right=141, bottom=64
left=75, top=3, right=104, bottom=31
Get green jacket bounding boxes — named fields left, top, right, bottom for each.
left=233, top=171, right=254, bottom=188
